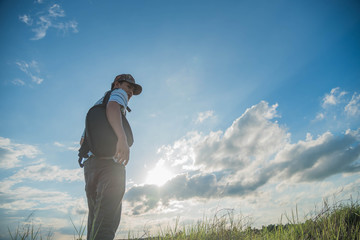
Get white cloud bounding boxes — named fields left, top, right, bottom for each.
left=0, top=184, right=74, bottom=212
left=10, top=163, right=83, bottom=182
left=0, top=164, right=85, bottom=240
left=0, top=138, right=82, bottom=182
left=196, top=101, right=287, bottom=172
left=16, top=60, right=37, bottom=73
left=32, top=16, right=52, bottom=40
left=31, top=75, right=44, bottom=84
left=12, top=79, right=25, bottom=86
left=272, top=129, right=360, bottom=182
left=0, top=162, right=83, bottom=215
left=15, top=60, right=44, bottom=85
left=53, top=141, right=79, bottom=151
left=54, top=141, right=65, bottom=147
left=345, top=92, right=360, bottom=117
left=0, top=199, right=38, bottom=211
left=195, top=110, right=215, bottom=124
left=57, top=20, right=79, bottom=33
left=124, top=101, right=360, bottom=215
left=0, top=137, right=82, bottom=212
left=315, top=87, right=360, bottom=122
left=156, top=131, right=202, bottom=171
left=19, top=14, right=33, bottom=25
left=322, top=87, right=347, bottom=107
left=314, top=112, right=324, bottom=121
left=20, top=3, right=78, bottom=40
left=0, top=137, right=40, bottom=169
left=48, top=4, right=65, bottom=18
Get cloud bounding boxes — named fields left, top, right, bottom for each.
left=345, top=92, right=360, bottom=117
left=11, top=79, right=25, bottom=86
left=48, top=4, right=65, bottom=18
left=9, top=163, right=83, bottom=182
left=19, top=14, right=33, bottom=25
left=54, top=141, right=79, bottom=151
left=0, top=135, right=84, bottom=225
left=0, top=137, right=40, bottom=169
left=0, top=162, right=83, bottom=214
left=54, top=142, right=65, bottom=147
left=0, top=184, right=74, bottom=212
left=123, top=101, right=360, bottom=215
left=0, top=136, right=83, bottom=212
left=19, top=3, right=78, bottom=40
left=195, top=110, right=215, bottom=124
left=322, top=87, right=347, bottom=107
left=314, top=112, right=325, bottom=121
left=15, top=60, right=44, bottom=85
left=32, top=16, right=52, bottom=40
left=156, top=131, right=202, bottom=170
left=196, top=102, right=287, bottom=172
left=272, top=129, right=360, bottom=182
left=315, top=87, right=360, bottom=122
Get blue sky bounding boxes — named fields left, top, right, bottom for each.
left=1, top=0, right=360, bottom=239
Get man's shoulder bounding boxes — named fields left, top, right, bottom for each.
left=111, top=88, right=126, bottom=94
left=108, top=89, right=128, bottom=108
left=110, top=88, right=128, bottom=100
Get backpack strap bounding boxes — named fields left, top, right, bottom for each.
left=78, top=137, right=89, bottom=167
left=102, top=90, right=112, bottom=106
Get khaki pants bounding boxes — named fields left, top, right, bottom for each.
left=84, top=156, right=126, bottom=240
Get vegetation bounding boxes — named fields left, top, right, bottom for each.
left=8, top=198, right=360, bottom=240
left=140, top=198, right=360, bottom=240
left=7, top=213, right=53, bottom=240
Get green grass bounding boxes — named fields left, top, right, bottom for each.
left=140, top=199, right=360, bottom=240
left=8, top=199, right=360, bottom=240
left=7, top=213, right=53, bottom=240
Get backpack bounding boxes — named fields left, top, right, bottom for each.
left=78, top=90, right=133, bottom=167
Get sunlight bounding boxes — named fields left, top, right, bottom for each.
left=145, top=162, right=173, bottom=186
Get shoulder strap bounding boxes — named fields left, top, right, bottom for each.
left=102, top=90, right=112, bottom=106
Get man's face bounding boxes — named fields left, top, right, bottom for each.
left=114, top=81, right=135, bottom=100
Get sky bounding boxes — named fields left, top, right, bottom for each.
left=0, top=0, right=360, bottom=239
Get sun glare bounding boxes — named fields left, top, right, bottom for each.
left=145, top=164, right=173, bottom=186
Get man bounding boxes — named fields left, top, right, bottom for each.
left=80, top=74, right=142, bottom=240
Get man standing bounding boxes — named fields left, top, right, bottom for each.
left=80, top=74, right=142, bottom=240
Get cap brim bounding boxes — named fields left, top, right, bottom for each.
left=133, top=84, right=142, bottom=95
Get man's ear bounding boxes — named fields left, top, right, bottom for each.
left=113, top=81, right=122, bottom=89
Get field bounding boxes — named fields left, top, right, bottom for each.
left=8, top=198, right=360, bottom=240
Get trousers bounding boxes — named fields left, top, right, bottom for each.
left=84, top=156, right=126, bottom=240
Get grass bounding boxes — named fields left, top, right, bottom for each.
left=8, top=198, right=360, bottom=240
left=140, top=198, right=360, bottom=240
left=7, top=213, right=53, bottom=240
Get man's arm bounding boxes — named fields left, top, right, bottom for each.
left=106, top=101, right=130, bottom=165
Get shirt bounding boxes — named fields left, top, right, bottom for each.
left=108, top=88, right=128, bottom=114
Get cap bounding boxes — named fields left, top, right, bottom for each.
left=111, top=74, right=142, bottom=95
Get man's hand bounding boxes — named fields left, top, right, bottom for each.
left=114, top=138, right=130, bottom=165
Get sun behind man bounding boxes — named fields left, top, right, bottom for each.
left=80, top=74, right=142, bottom=240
